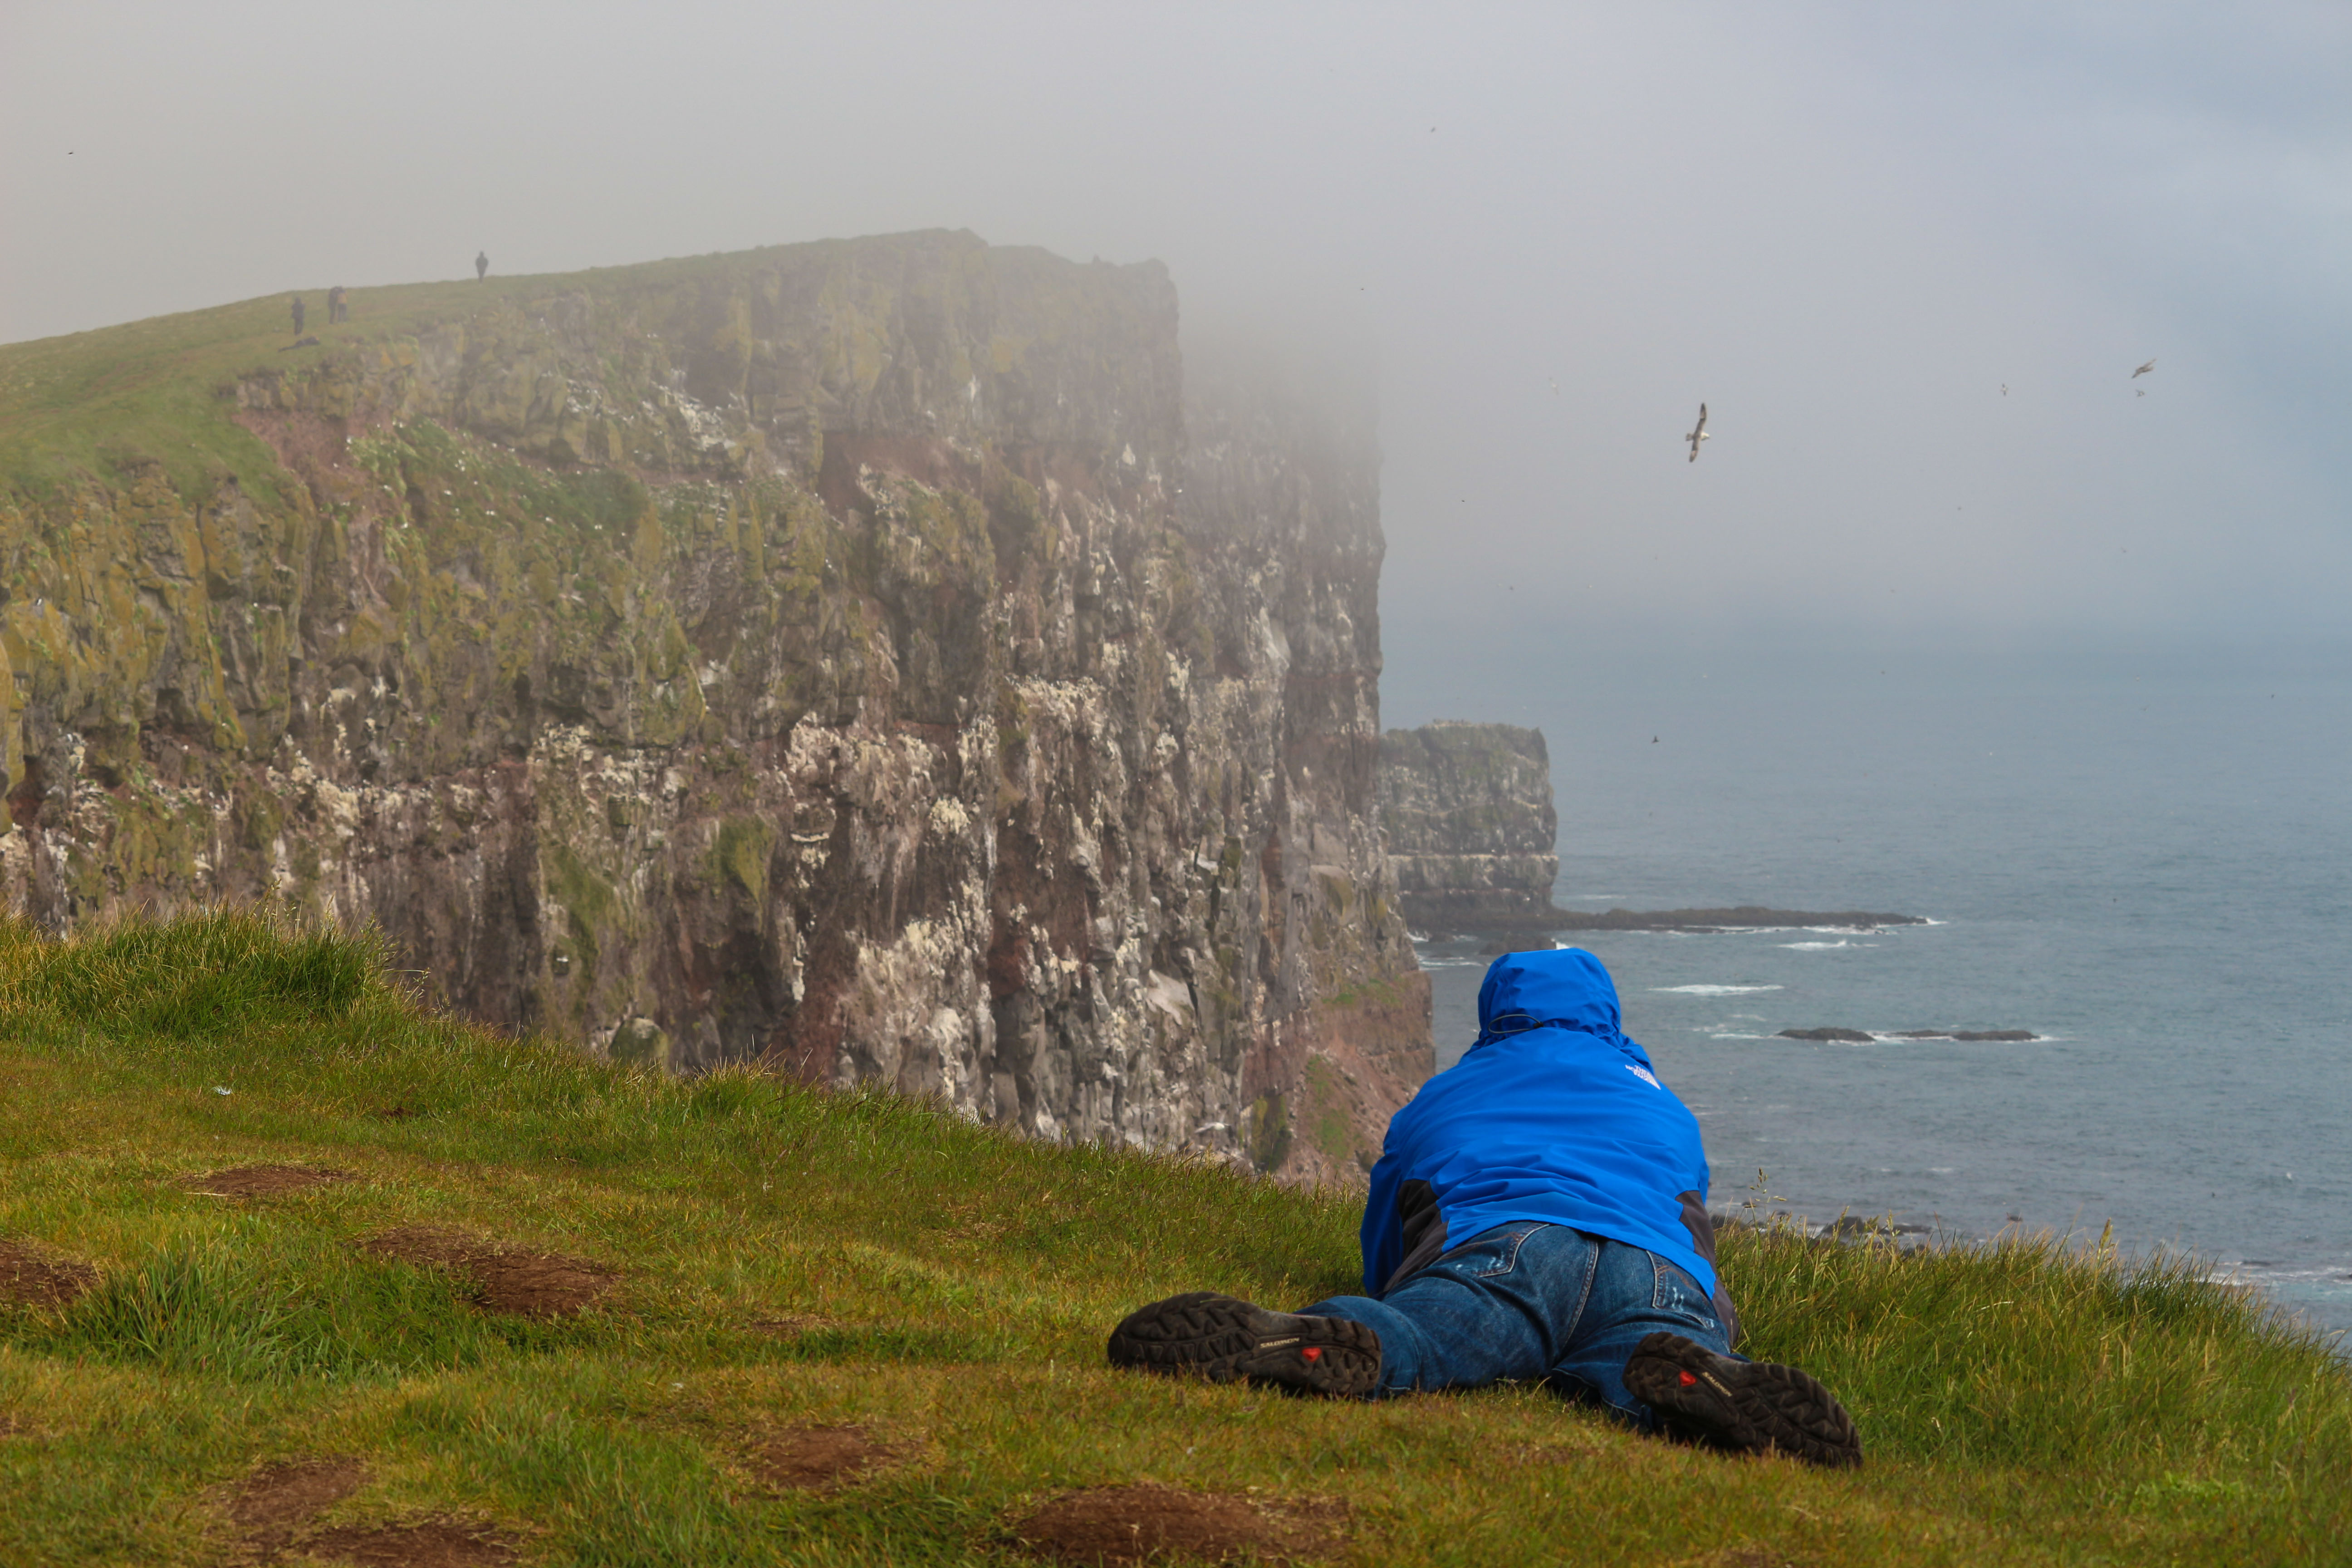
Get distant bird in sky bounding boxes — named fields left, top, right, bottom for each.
left=2001, top=384, right=2008, bottom=397
left=1686, top=403, right=1709, bottom=463
left=1549, top=377, right=1559, bottom=396
left=2131, top=358, right=2156, bottom=378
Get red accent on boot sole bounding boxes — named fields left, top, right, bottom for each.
left=1303, top=1347, right=1322, bottom=1362
left=1678, top=1369, right=1697, bottom=1387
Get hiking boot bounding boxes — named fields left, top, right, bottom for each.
left=1106, top=1291, right=1382, bottom=1397
left=1623, top=1331, right=1863, bottom=1468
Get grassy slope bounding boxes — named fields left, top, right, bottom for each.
left=0, top=913, right=2346, bottom=1567
left=0, top=248, right=810, bottom=507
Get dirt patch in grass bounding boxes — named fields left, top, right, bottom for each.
left=371, top=1105, right=419, bottom=1120
left=1010, top=1483, right=1346, bottom=1565
left=225, top=1458, right=368, bottom=1550
left=359, top=1226, right=615, bottom=1318
left=0, top=1236, right=98, bottom=1308
left=748, top=1314, right=838, bottom=1338
left=292, top=1517, right=520, bottom=1566
left=745, top=1425, right=895, bottom=1490
left=1700, top=1549, right=1805, bottom=1568
left=0, top=1414, right=22, bottom=1436
left=185, top=1166, right=357, bottom=1198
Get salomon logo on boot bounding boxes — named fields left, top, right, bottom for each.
left=1623, top=1332, right=1863, bottom=1468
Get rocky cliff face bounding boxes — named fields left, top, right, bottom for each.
left=1379, top=721, right=1560, bottom=929
left=0, top=230, right=1428, bottom=1183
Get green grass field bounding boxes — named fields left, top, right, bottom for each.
left=2, top=911, right=2346, bottom=1565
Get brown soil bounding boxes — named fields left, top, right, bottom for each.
left=292, top=1518, right=519, bottom=1566
left=0, top=1414, right=22, bottom=1436
left=359, top=1226, right=616, bottom=1318
left=185, top=1166, right=358, bottom=1198
left=0, top=1237, right=98, bottom=1308
left=1011, top=1484, right=1345, bottom=1565
left=371, top=1106, right=420, bottom=1120
left=227, top=1458, right=368, bottom=1548
left=745, top=1425, right=894, bottom=1490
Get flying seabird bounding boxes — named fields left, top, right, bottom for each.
left=2131, top=359, right=2156, bottom=378
left=1686, top=403, right=1709, bottom=463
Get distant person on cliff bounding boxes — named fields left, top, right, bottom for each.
left=1107, top=946, right=1862, bottom=1467
left=475, top=250, right=489, bottom=282
left=289, top=294, right=305, bottom=336
left=328, top=284, right=347, bottom=323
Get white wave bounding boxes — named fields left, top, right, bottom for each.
left=1798, top=1029, right=2058, bottom=1047
left=1652, top=984, right=1784, bottom=995
left=1779, top=940, right=1856, bottom=950
left=2213, top=1260, right=2352, bottom=1289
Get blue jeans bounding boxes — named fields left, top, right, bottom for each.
left=1300, top=1221, right=1737, bottom=1427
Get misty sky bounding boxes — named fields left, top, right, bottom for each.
left=5, top=2, right=2347, bottom=662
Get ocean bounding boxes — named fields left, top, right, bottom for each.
left=1393, top=639, right=2352, bottom=1337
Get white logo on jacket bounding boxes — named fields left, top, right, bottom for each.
left=1626, top=1064, right=1661, bottom=1089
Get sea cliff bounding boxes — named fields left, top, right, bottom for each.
left=1379, top=720, right=1560, bottom=929
left=0, top=230, right=1428, bottom=1182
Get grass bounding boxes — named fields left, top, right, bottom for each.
left=0, top=241, right=828, bottom=509
left=0, top=274, right=517, bottom=510
left=1, top=910, right=2347, bottom=1565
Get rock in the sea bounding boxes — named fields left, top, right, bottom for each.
left=1379, top=722, right=1559, bottom=929
left=0, top=230, right=1430, bottom=1186
left=1376, top=723, right=1921, bottom=938
left=1776, top=1027, right=1876, bottom=1043
left=1817, top=1215, right=1936, bottom=1250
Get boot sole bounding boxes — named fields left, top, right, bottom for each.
left=1106, top=1291, right=1381, bottom=1397
left=1623, top=1331, right=1863, bottom=1468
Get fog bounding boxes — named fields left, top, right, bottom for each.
left=5, top=1, right=2346, bottom=665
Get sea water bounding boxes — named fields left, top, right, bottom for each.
left=1394, top=640, right=2351, bottom=1336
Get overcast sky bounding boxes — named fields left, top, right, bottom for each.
left=5, top=1, right=2346, bottom=663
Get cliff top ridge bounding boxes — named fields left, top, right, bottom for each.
left=0, top=228, right=1178, bottom=509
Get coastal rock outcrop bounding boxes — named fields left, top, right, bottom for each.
left=1377, top=725, right=1923, bottom=936
left=1377, top=721, right=1559, bottom=929
left=0, top=229, right=1429, bottom=1183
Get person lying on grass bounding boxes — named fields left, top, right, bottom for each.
left=1108, top=946, right=1862, bottom=1468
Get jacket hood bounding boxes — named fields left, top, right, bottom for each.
left=1472, top=947, right=1646, bottom=1061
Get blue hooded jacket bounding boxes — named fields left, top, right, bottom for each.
left=1359, top=947, right=1738, bottom=1340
